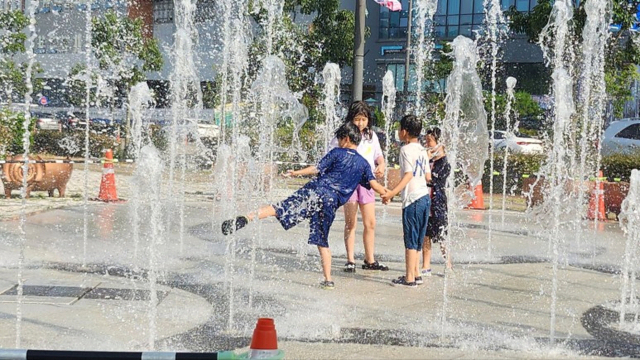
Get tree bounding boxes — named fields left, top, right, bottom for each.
left=0, top=10, right=43, bottom=103
left=484, top=90, right=544, bottom=131
left=506, top=0, right=640, bottom=118
left=244, top=0, right=357, bottom=158
left=67, top=10, right=163, bottom=108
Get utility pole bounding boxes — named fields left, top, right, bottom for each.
left=353, top=0, right=366, bottom=101
left=403, top=0, right=413, bottom=112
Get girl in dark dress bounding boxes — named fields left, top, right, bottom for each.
left=422, top=128, right=452, bottom=276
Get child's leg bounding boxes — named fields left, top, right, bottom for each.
left=359, top=202, right=376, bottom=264
left=343, top=203, right=358, bottom=264
left=405, top=249, right=418, bottom=282
left=422, top=237, right=432, bottom=270
left=247, top=205, right=276, bottom=221
left=317, top=246, right=332, bottom=282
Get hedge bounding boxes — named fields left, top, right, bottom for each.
left=481, top=152, right=546, bottom=195
left=31, top=131, right=119, bottom=158
left=602, top=151, right=640, bottom=182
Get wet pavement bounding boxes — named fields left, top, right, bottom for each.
left=0, top=166, right=637, bottom=358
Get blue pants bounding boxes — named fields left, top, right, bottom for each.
left=402, top=195, right=431, bottom=250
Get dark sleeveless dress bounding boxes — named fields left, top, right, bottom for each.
left=426, top=156, right=451, bottom=242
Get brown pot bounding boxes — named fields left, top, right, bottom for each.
left=603, top=181, right=630, bottom=219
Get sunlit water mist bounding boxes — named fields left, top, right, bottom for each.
left=127, top=82, right=154, bottom=264
left=321, top=63, right=341, bottom=151
left=15, top=0, right=38, bottom=346
left=381, top=70, right=396, bottom=222
left=574, top=0, right=611, bottom=251
left=500, top=76, right=517, bottom=226
left=538, top=0, right=575, bottom=345
left=619, top=169, right=640, bottom=331
left=441, top=35, right=488, bottom=335
left=483, top=0, right=507, bottom=259
left=411, top=0, right=437, bottom=116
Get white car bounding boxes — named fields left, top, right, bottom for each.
left=491, top=130, right=543, bottom=154
left=601, top=119, right=640, bottom=156
left=32, top=112, right=60, bottom=131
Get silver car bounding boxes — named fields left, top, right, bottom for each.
left=32, top=112, right=60, bottom=131
left=601, top=119, right=640, bottom=156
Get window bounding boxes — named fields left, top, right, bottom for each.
left=386, top=63, right=446, bottom=93
left=615, top=124, right=640, bottom=140
left=378, top=0, right=410, bottom=39
left=154, top=0, right=173, bottom=23
left=379, top=0, right=533, bottom=40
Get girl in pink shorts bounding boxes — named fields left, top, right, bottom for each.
left=328, top=101, right=389, bottom=272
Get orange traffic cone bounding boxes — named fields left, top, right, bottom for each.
left=468, top=183, right=485, bottom=210
left=97, top=149, right=119, bottom=202
left=587, top=170, right=606, bottom=221
left=248, top=318, right=281, bottom=359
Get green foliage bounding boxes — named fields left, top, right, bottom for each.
left=32, top=131, right=118, bottom=158
left=506, top=0, right=640, bottom=118
left=421, top=42, right=454, bottom=122
left=0, top=10, right=43, bottom=102
left=482, top=152, right=546, bottom=195
left=68, top=10, right=164, bottom=106
left=602, top=151, right=640, bottom=182
left=0, top=107, right=36, bottom=157
left=484, top=91, right=544, bottom=130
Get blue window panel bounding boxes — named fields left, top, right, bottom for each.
left=460, top=25, right=473, bottom=37
left=448, top=0, right=460, bottom=14
left=460, top=15, right=472, bottom=25
left=379, top=27, right=389, bottom=39
left=501, top=0, right=515, bottom=10
left=448, top=15, right=459, bottom=25
left=434, top=15, right=446, bottom=25
left=516, top=0, right=528, bottom=11
left=390, top=11, right=400, bottom=27
left=461, top=0, right=473, bottom=14
left=474, top=0, right=484, bottom=13
left=447, top=25, right=459, bottom=37
left=435, top=26, right=446, bottom=37
left=473, top=14, right=484, bottom=25
left=437, top=0, right=447, bottom=15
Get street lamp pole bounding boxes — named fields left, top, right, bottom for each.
left=353, top=0, right=366, bottom=101
left=403, top=0, right=413, bottom=112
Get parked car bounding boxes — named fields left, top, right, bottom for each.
left=32, top=112, right=60, bottom=131
left=601, top=119, right=640, bottom=156
left=491, top=130, right=543, bottom=154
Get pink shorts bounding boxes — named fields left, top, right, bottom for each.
left=347, top=184, right=376, bottom=204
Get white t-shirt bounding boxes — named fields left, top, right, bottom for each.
left=399, top=142, right=431, bottom=208
left=328, top=131, right=383, bottom=172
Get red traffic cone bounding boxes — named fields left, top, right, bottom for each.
left=97, top=149, right=119, bottom=202
left=248, top=318, right=279, bottom=359
left=468, top=184, right=485, bottom=210
left=587, top=170, right=606, bottom=221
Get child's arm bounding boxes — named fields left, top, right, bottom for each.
left=283, top=166, right=318, bottom=177
left=381, top=171, right=413, bottom=203
left=368, top=179, right=387, bottom=196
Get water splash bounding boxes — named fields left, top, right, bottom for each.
left=321, top=63, right=341, bottom=152
left=16, top=0, right=38, bottom=346
left=441, top=35, right=488, bottom=336
left=411, top=0, right=437, bottom=116
left=619, top=169, right=640, bottom=328
left=501, top=77, right=517, bottom=226
left=539, top=0, right=576, bottom=345
left=381, top=70, right=396, bottom=221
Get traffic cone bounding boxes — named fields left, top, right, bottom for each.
left=248, top=318, right=282, bottom=359
left=97, top=149, right=119, bottom=202
left=468, top=183, right=485, bottom=210
left=587, top=170, right=606, bottom=221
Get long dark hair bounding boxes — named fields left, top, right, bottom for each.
left=344, top=101, right=373, bottom=141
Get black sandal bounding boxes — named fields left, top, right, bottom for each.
left=362, top=260, right=389, bottom=271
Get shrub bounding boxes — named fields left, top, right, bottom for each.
left=482, top=152, right=546, bottom=195
left=32, top=131, right=119, bottom=158
left=0, top=108, right=36, bottom=157
left=602, top=151, right=640, bottom=182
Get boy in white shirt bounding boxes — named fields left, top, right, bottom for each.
left=382, top=115, right=432, bottom=287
